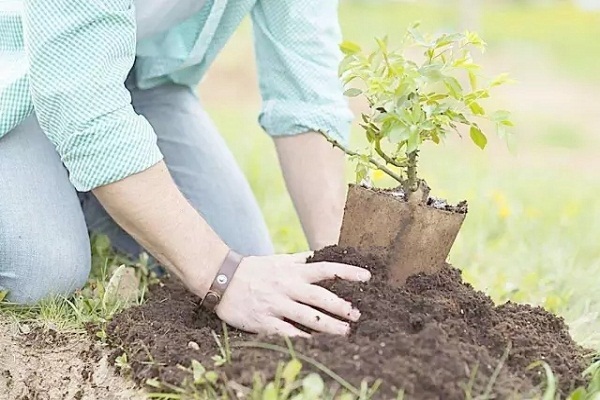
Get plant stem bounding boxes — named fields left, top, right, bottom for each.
left=318, top=131, right=403, bottom=185
left=406, top=150, right=418, bottom=194
left=374, top=139, right=407, bottom=169
left=402, top=150, right=419, bottom=202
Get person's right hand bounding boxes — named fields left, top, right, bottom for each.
left=92, top=162, right=368, bottom=337
left=215, top=252, right=371, bottom=337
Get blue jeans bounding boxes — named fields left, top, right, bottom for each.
left=0, top=82, right=274, bottom=304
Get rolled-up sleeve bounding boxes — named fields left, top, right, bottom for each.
left=250, top=0, right=354, bottom=145
left=23, top=0, right=163, bottom=191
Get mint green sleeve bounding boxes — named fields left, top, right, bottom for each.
left=23, top=0, right=163, bottom=191
left=250, top=0, right=354, bottom=145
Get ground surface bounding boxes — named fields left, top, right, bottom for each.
left=0, top=321, right=144, bottom=400
left=107, top=246, right=592, bottom=399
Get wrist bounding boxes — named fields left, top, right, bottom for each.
left=181, top=238, right=230, bottom=299
left=93, top=161, right=232, bottom=299
left=304, top=197, right=345, bottom=251
left=307, top=231, right=341, bottom=251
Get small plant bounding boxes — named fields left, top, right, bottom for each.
left=330, top=24, right=516, bottom=286
left=211, top=322, right=232, bottom=367
left=114, top=352, right=132, bottom=375
left=326, top=23, right=513, bottom=202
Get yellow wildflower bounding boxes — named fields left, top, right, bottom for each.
left=491, top=190, right=511, bottom=219
left=373, top=169, right=386, bottom=182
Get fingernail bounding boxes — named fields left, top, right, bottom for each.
left=341, top=323, right=350, bottom=335
left=358, top=270, right=371, bottom=281
left=349, top=308, right=361, bottom=321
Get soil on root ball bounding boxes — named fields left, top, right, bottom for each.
left=106, top=246, right=591, bottom=399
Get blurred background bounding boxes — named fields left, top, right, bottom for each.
left=196, top=0, right=600, bottom=347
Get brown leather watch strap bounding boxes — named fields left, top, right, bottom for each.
left=200, top=249, right=243, bottom=312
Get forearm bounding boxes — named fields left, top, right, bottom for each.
left=93, top=161, right=228, bottom=297
left=274, top=132, right=347, bottom=250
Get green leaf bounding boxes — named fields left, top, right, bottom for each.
left=409, top=105, right=424, bottom=124
left=470, top=125, right=487, bottom=150
left=410, top=21, right=422, bottom=30
left=420, top=64, right=444, bottom=81
left=338, top=393, right=356, bottom=400
left=343, top=74, right=362, bottom=86
left=355, top=163, right=369, bottom=184
left=302, top=373, right=325, bottom=398
left=262, top=382, right=278, bottom=400
left=431, top=130, right=441, bottom=144
left=408, top=26, right=428, bottom=46
left=421, top=119, right=435, bottom=129
left=468, top=70, right=477, bottom=90
left=406, top=127, right=421, bottom=153
left=464, top=89, right=490, bottom=104
left=434, top=33, right=461, bottom=50
left=444, top=76, right=463, bottom=99
left=373, top=112, right=392, bottom=124
left=0, top=290, right=8, bottom=303
left=567, top=387, right=587, bottom=400
left=497, top=123, right=517, bottom=154
left=468, top=102, right=485, bottom=116
left=375, top=36, right=388, bottom=52
left=344, top=88, right=362, bottom=97
left=191, top=360, right=206, bottom=384
left=388, top=124, right=410, bottom=143
left=282, top=359, right=302, bottom=384
left=426, top=93, right=448, bottom=102
left=92, top=233, right=112, bottom=258
left=339, top=41, right=361, bottom=56
left=365, top=127, right=377, bottom=144
left=492, top=110, right=512, bottom=123
left=527, top=361, right=557, bottom=400
left=205, top=371, right=219, bottom=385
left=465, top=31, right=487, bottom=50
left=490, top=73, right=512, bottom=87
left=146, top=378, right=161, bottom=388
left=338, top=56, right=354, bottom=77
left=582, top=361, right=600, bottom=378
left=447, top=111, right=470, bottom=125
left=426, top=48, right=435, bottom=60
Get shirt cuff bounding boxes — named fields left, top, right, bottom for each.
left=258, top=100, right=354, bottom=146
left=57, top=108, right=164, bottom=192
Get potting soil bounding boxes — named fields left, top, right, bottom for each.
left=107, top=246, right=590, bottom=399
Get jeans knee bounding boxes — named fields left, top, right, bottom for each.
left=0, top=236, right=91, bottom=305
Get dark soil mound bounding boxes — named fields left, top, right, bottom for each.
left=107, top=246, right=591, bottom=399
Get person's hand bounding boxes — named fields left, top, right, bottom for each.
left=215, top=252, right=371, bottom=337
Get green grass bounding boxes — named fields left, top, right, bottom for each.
left=217, top=1, right=600, bottom=83
left=338, top=1, right=600, bottom=83
left=0, top=235, right=155, bottom=335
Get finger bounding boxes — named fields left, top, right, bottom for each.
left=303, top=262, right=371, bottom=283
left=263, top=317, right=311, bottom=338
left=292, top=284, right=361, bottom=322
left=282, top=301, right=350, bottom=336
